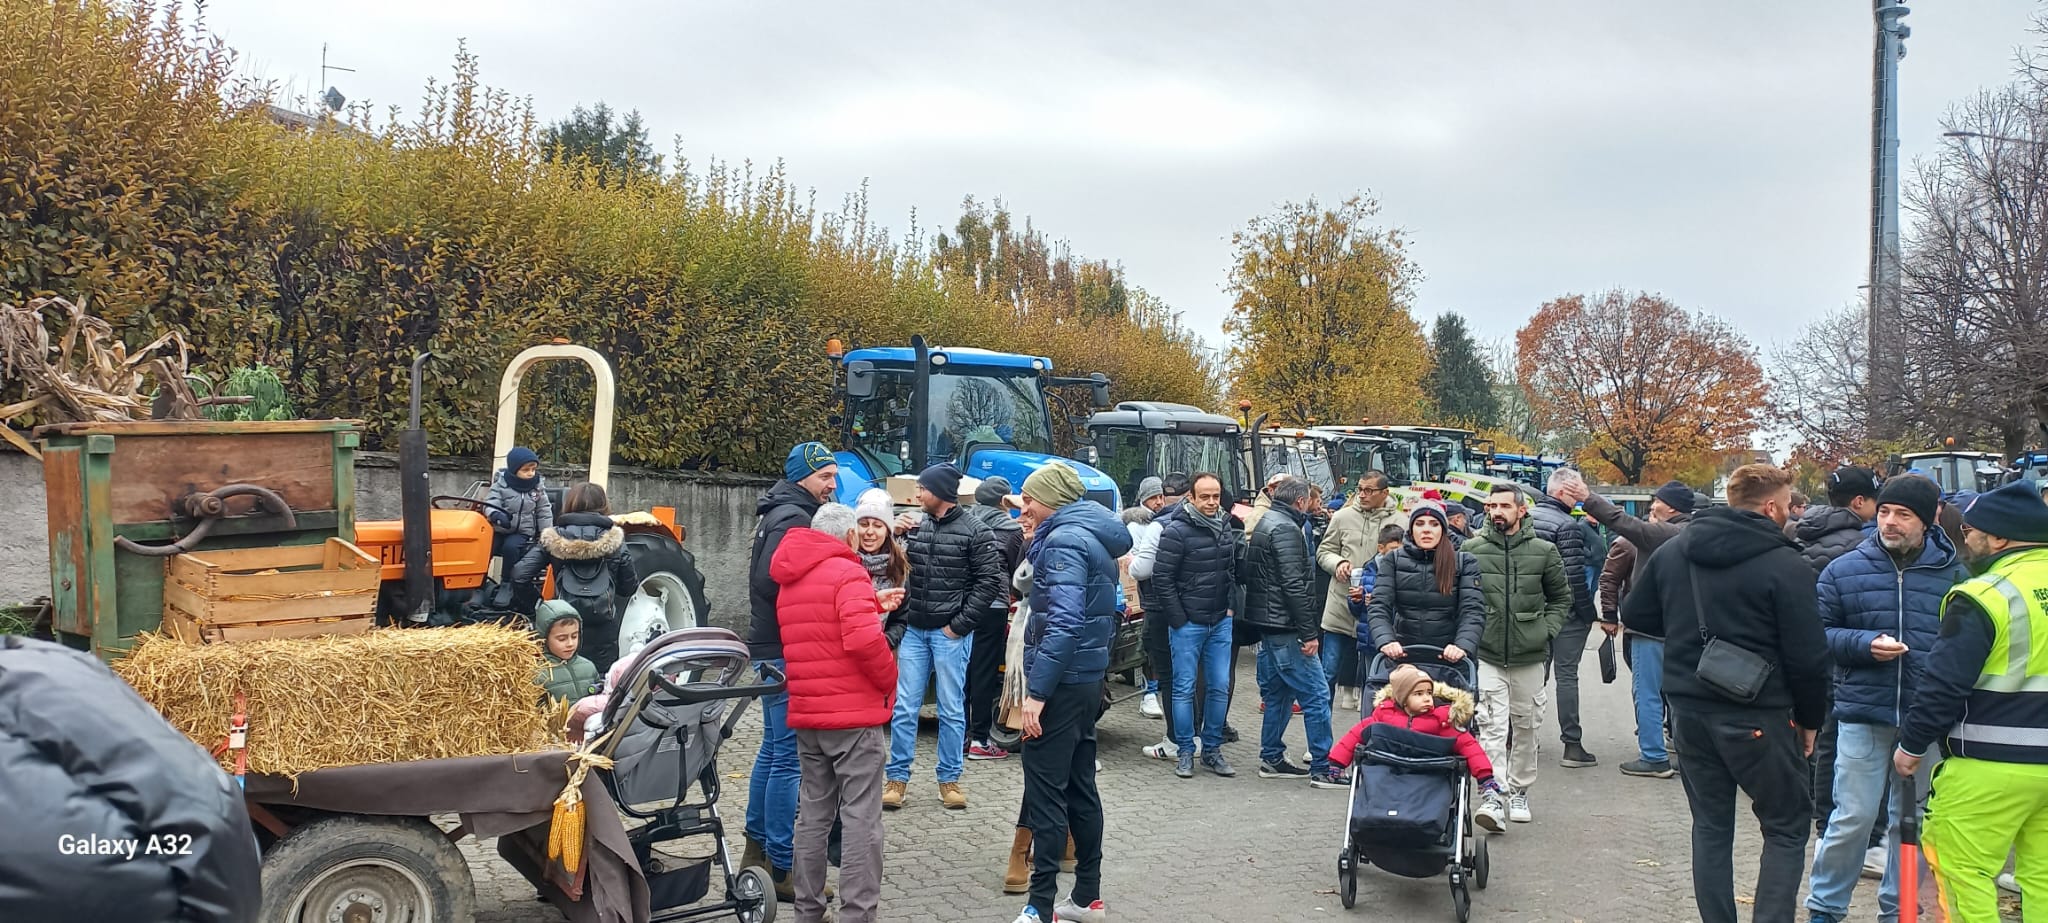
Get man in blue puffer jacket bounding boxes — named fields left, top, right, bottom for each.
left=1804, top=475, right=1967, bottom=923
left=1011, top=462, right=1132, bottom=923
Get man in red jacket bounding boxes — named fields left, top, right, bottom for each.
left=772, top=503, right=901, bottom=923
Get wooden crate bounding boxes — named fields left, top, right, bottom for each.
left=163, top=539, right=379, bottom=642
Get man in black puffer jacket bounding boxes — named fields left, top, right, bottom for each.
left=963, top=475, right=1026, bottom=759
left=1242, top=476, right=1340, bottom=786
left=742, top=441, right=837, bottom=888
left=0, top=636, right=262, bottom=922
left=884, top=464, right=1006, bottom=811
left=1529, top=468, right=1599, bottom=769
left=1622, top=464, right=1831, bottom=923
left=1151, top=472, right=1244, bottom=778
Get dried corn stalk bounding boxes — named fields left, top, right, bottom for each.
left=0, top=296, right=197, bottom=456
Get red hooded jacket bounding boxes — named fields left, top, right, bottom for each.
left=771, top=527, right=899, bottom=730
left=1329, top=693, right=1493, bottom=781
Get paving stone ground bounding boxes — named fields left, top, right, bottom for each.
left=466, top=643, right=1931, bottom=922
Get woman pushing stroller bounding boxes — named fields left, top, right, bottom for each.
left=1329, top=664, right=1504, bottom=831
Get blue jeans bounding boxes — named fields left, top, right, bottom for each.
left=746, top=659, right=800, bottom=871
left=1319, top=636, right=1342, bottom=695
left=1629, top=636, right=1668, bottom=763
left=1170, top=619, right=1234, bottom=753
left=1256, top=635, right=1334, bottom=773
left=886, top=627, right=971, bottom=783
left=1806, top=722, right=1908, bottom=922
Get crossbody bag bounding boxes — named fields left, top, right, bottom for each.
left=1688, top=564, right=1774, bottom=704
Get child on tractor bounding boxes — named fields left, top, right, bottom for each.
left=508, top=483, right=638, bottom=674
left=534, top=600, right=600, bottom=703
left=487, top=446, right=553, bottom=612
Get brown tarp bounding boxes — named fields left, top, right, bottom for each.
left=244, top=751, right=651, bottom=923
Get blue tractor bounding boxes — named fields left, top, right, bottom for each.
left=828, top=336, right=1122, bottom=510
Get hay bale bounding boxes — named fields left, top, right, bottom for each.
left=114, top=625, right=562, bottom=778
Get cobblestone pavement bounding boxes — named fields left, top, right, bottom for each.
left=469, top=642, right=1910, bottom=921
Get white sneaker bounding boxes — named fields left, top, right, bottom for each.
left=1139, top=692, right=1163, bottom=718
left=1474, top=792, right=1507, bottom=833
left=1999, top=871, right=2021, bottom=894
left=1507, top=792, right=1532, bottom=823
left=1054, top=896, right=1108, bottom=923
left=1141, top=740, right=1178, bottom=760
left=1862, top=845, right=1886, bottom=880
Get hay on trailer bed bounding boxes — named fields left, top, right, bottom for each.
left=113, top=624, right=564, bottom=779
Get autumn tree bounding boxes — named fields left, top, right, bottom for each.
left=1424, top=312, right=1498, bottom=428
left=1516, top=291, right=1769, bottom=485
left=1224, top=195, right=1429, bottom=426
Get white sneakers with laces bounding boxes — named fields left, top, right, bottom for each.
left=1054, top=896, right=1108, bottom=923
left=1507, top=792, right=1533, bottom=824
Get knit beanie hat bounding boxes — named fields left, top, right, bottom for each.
left=1022, top=463, right=1087, bottom=509
left=917, top=463, right=964, bottom=504
left=1387, top=664, right=1434, bottom=710
left=1962, top=479, right=2048, bottom=543
left=1409, top=499, right=1449, bottom=529
left=1654, top=480, right=1694, bottom=514
left=854, top=488, right=895, bottom=525
left=974, top=475, right=1013, bottom=508
left=1876, top=474, right=1941, bottom=528
left=1135, top=477, right=1164, bottom=505
left=784, top=441, right=836, bottom=483
left=506, top=446, right=540, bottom=471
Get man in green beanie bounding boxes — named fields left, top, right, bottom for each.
left=1008, top=463, right=1130, bottom=923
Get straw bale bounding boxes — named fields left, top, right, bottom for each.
left=113, top=625, right=565, bottom=778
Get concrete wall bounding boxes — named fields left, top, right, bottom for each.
left=1, top=448, right=772, bottom=633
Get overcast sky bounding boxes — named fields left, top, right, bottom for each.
left=200, top=0, right=2040, bottom=358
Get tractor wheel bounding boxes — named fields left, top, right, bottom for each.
left=617, top=531, right=709, bottom=659
left=258, top=814, right=474, bottom=923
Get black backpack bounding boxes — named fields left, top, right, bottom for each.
left=554, top=556, right=617, bottom=625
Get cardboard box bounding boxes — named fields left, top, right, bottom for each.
left=885, top=473, right=981, bottom=506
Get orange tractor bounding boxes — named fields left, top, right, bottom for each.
left=351, top=343, right=707, bottom=652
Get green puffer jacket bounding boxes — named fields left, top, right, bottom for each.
left=1464, top=523, right=1573, bottom=667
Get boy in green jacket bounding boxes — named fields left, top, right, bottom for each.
left=1462, top=485, right=1573, bottom=831
left=534, top=600, right=601, bottom=703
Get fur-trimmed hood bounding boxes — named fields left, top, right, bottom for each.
left=539, top=511, right=624, bottom=561
left=1370, top=681, right=1475, bottom=728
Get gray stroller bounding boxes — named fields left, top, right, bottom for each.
left=593, top=628, right=786, bottom=922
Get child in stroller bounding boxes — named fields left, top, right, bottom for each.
left=1328, top=664, right=1502, bottom=830
left=1333, top=647, right=1491, bottom=921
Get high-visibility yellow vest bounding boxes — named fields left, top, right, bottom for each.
left=1942, top=546, right=2048, bottom=761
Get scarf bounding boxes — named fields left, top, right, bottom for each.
left=859, top=549, right=897, bottom=591
left=505, top=469, right=541, bottom=493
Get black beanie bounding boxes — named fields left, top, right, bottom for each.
left=1876, top=475, right=1941, bottom=529
left=1653, top=480, right=1694, bottom=515
left=917, top=464, right=963, bottom=504
left=1962, top=479, right=2048, bottom=543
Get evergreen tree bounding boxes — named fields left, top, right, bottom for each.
left=539, top=102, right=662, bottom=185
left=1424, top=312, right=1499, bottom=427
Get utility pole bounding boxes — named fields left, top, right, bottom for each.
left=1867, top=0, right=1910, bottom=440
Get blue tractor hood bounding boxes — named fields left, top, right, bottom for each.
left=828, top=448, right=1121, bottom=511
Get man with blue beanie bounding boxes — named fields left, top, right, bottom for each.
left=744, top=441, right=838, bottom=901
left=1897, top=479, right=2048, bottom=921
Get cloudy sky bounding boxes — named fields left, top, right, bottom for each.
left=200, top=0, right=2040, bottom=358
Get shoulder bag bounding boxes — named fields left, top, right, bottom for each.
left=1689, top=564, right=1774, bottom=703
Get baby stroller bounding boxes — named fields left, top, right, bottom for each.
left=1336, top=644, right=1489, bottom=921
left=592, top=627, right=786, bottom=922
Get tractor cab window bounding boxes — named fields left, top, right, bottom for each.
left=1152, top=433, right=1240, bottom=498
left=1337, top=441, right=1379, bottom=486
left=1094, top=428, right=1152, bottom=499
left=845, top=366, right=1053, bottom=472
left=846, top=373, right=915, bottom=477
left=1421, top=437, right=1466, bottom=482
left=1377, top=440, right=1418, bottom=485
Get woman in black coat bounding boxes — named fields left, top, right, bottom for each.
left=1361, top=503, right=1486, bottom=669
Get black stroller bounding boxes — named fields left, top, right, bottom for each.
left=1336, top=645, right=1490, bottom=921
left=592, top=627, right=786, bottom=922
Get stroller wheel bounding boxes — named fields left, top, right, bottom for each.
left=1450, top=874, right=1471, bottom=923
left=733, top=866, right=777, bottom=923
left=1474, top=835, right=1490, bottom=890
left=1338, top=861, right=1357, bottom=909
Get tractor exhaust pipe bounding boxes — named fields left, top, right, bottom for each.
left=400, top=352, right=435, bottom=623
left=910, top=334, right=931, bottom=473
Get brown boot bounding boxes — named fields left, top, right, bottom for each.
left=1003, top=827, right=1032, bottom=894
left=1062, top=833, right=1077, bottom=873
left=739, top=834, right=766, bottom=873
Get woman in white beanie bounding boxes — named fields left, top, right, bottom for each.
left=854, top=489, right=909, bottom=641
